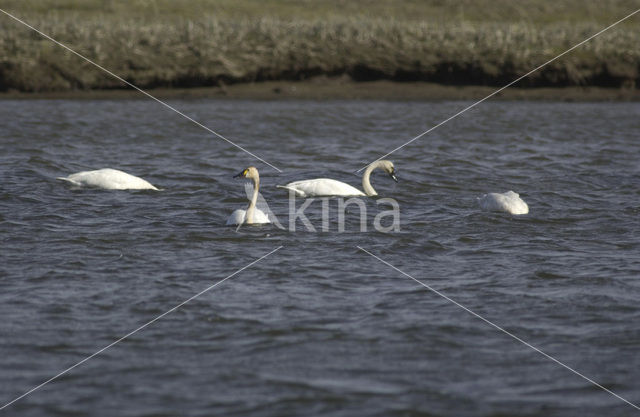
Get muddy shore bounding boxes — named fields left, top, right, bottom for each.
left=2, top=79, right=638, bottom=101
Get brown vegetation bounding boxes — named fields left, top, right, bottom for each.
left=0, top=1, right=638, bottom=92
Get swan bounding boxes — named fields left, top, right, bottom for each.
left=226, top=166, right=271, bottom=225
left=277, top=160, right=398, bottom=197
left=478, top=191, right=529, bottom=215
left=56, top=168, right=158, bottom=190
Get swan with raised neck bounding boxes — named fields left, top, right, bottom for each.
left=226, top=166, right=270, bottom=225
left=238, top=166, right=260, bottom=224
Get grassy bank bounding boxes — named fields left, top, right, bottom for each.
left=0, top=0, right=638, bottom=93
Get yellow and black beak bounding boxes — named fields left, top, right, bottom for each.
left=234, top=168, right=248, bottom=178
left=389, top=168, right=398, bottom=183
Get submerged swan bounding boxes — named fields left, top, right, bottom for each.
left=478, top=191, right=529, bottom=215
left=57, top=168, right=158, bottom=190
left=226, top=166, right=270, bottom=225
left=277, top=160, right=398, bottom=197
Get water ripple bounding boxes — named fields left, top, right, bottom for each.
left=1, top=100, right=639, bottom=416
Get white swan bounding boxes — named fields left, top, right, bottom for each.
left=56, top=168, right=158, bottom=190
left=478, top=191, right=529, bottom=215
left=277, top=160, right=398, bottom=197
left=226, top=166, right=271, bottom=225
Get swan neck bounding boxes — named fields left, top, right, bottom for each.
left=245, top=177, right=259, bottom=224
left=362, top=163, right=378, bottom=196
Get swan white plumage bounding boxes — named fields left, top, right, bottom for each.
left=56, top=168, right=158, bottom=190
left=277, top=160, right=398, bottom=197
left=226, top=166, right=271, bottom=225
left=478, top=191, right=529, bottom=215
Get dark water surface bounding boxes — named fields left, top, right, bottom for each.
left=1, top=99, right=639, bottom=416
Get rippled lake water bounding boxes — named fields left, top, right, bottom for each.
left=1, top=98, right=639, bottom=416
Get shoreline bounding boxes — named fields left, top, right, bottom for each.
left=1, top=80, right=638, bottom=101
left=3, top=2, right=637, bottom=96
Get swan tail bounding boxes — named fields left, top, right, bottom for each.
left=56, top=176, right=81, bottom=186
left=276, top=185, right=305, bottom=197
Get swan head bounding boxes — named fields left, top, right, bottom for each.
left=378, top=160, right=398, bottom=182
left=234, top=166, right=259, bottom=181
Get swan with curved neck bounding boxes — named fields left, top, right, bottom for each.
left=277, top=160, right=398, bottom=197
left=226, top=166, right=270, bottom=225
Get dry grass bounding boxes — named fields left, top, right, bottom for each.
left=0, top=1, right=638, bottom=92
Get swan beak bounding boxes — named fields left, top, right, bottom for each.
left=234, top=169, right=248, bottom=178
left=389, top=170, right=398, bottom=182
